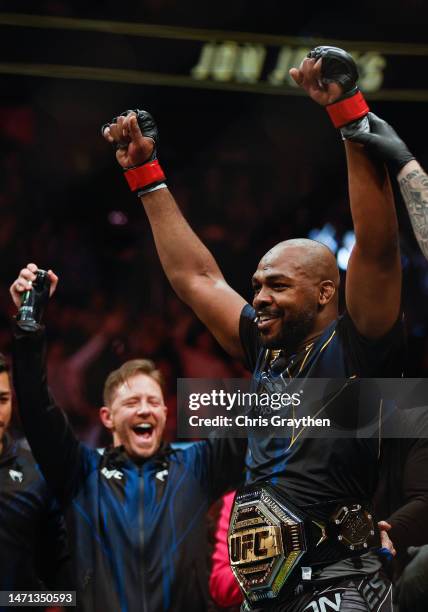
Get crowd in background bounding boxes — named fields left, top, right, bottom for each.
left=1, top=0, right=428, bottom=442
left=1, top=98, right=428, bottom=445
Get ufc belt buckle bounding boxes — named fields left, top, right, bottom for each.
left=228, top=487, right=307, bottom=606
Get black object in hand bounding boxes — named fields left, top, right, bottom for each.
left=16, top=270, right=51, bottom=331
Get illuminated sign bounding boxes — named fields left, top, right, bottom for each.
left=0, top=13, right=427, bottom=100
left=191, top=43, right=386, bottom=93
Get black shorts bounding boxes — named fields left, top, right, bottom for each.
left=245, top=571, right=393, bottom=612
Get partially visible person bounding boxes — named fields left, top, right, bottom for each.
left=396, top=544, right=428, bottom=612
left=348, top=112, right=428, bottom=608
left=209, top=491, right=241, bottom=610
left=0, top=352, right=70, bottom=611
left=47, top=310, right=126, bottom=418
left=375, top=436, right=428, bottom=572
left=10, top=264, right=247, bottom=612
left=346, top=113, right=428, bottom=260
left=374, top=408, right=428, bottom=608
left=397, top=159, right=428, bottom=259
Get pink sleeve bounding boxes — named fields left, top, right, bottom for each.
left=209, top=491, right=243, bottom=608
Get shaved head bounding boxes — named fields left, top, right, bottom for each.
left=252, top=239, right=340, bottom=350
left=259, top=239, right=340, bottom=291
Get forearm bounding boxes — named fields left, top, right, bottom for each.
left=389, top=497, right=428, bottom=554
left=345, top=141, right=399, bottom=259
left=398, top=160, right=428, bottom=260
left=140, top=188, right=225, bottom=301
left=13, top=326, right=82, bottom=502
left=390, top=441, right=428, bottom=554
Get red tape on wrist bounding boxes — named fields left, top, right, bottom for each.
left=326, top=91, right=369, bottom=128
left=124, top=160, right=166, bottom=191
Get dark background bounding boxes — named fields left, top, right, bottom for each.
left=0, top=0, right=427, bottom=442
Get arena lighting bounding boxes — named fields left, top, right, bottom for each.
left=308, top=223, right=339, bottom=254
left=313, top=229, right=428, bottom=296
left=308, top=225, right=356, bottom=270
left=337, top=247, right=351, bottom=271
left=335, top=231, right=355, bottom=271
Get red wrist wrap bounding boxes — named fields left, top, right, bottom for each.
left=326, top=91, right=369, bottom=128
left=124, top=160, right=166, bottom=191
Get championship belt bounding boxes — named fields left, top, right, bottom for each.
left=228, top=486, right=378, bottom=609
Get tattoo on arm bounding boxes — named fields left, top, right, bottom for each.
left=399, top=168, right=428, bottom=260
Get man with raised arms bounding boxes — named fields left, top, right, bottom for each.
left=103, top=47, right=403, bottom=611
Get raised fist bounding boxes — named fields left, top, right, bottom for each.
left=290, top=46, right=369, bottom=131
left=308, top=47, right=359, bottom=94
left=102, top=110, right=159, bottom=169
left=289, top=52, right=344, bottom=106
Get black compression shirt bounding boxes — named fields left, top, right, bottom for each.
left=239, top=304, right=405, bottom=515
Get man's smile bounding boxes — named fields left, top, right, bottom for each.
left=256, top=310, right=282, bottom=332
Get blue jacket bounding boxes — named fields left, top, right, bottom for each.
left=13, top=326, right=246, bottom=612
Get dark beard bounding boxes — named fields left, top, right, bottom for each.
left=259, top=309, right=316, bottom=352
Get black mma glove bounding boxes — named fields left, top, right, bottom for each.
left=348, top=112, right=415, bottom=175
left=102, top=109, right=166, bottom=196
left=308, top=46, right=369, bottom=136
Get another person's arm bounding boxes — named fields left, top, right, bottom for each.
left=397, top=160, right=428, bottom=260
left=11, top=265, right=92, bottom=504
left=104, top=114, right=246, bottom=360
left=388, top=439, right=428, bottom=556
left=340, top=107, right=428, bottom=264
